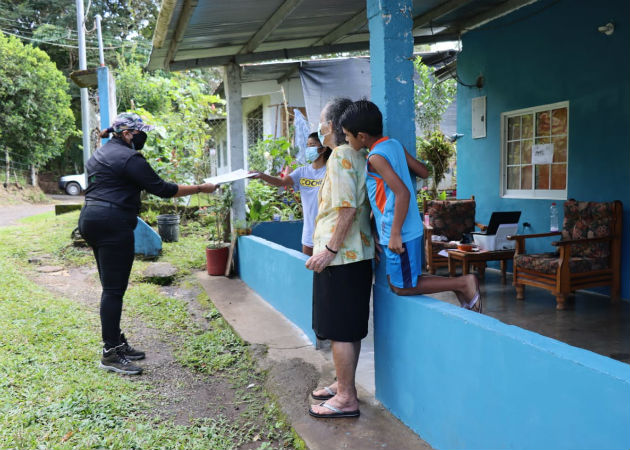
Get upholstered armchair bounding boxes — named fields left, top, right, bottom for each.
left=508, top=200, right=622, bottom=310
left=423, top=197, right=485, bottom=274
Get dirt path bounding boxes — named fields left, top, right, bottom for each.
left=28, top=264, right=246, bottom=427
left=0, top=204, right=55, bottom=226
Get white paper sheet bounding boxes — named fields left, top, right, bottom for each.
left=532, top=144, right=554, bottom=164
left=204, top=169, right=257, bottom=185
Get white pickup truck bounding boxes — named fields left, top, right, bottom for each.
left=58, top=173, right=86, bottom=196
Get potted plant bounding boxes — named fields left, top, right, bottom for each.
left=204, top=187, right=232, bottom=276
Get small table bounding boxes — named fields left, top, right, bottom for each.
left=447, top=248, right=516, bottom=283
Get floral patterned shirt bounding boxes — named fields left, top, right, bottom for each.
left=313, top=144, right=374, bottom=266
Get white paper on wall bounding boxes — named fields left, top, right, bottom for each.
left=531, top=144, right=554, bottom=164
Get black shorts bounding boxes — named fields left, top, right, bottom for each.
left=312, top=259, right=373, bottom=342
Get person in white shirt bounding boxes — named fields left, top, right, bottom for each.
left=252, top=132, right=331, bottom=255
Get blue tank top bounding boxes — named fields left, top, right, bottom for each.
left=366, top=137, right=423, bottom=245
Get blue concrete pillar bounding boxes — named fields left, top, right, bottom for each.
left=367, top=0, right=415, bottom=153
left=97, top=66, right=117, bottom=145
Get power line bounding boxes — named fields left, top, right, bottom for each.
left=1, top=28, right=151, bottom=50
left=0, top=20, right=151, bottom=48
left=0, top=15, right=152, bottom=47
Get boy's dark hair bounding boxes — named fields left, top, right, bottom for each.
left=323, top=97, right=353, bottom=147
left=308, top=131, right=320, bottom=142
left=339, top=99, right=383, bottom=138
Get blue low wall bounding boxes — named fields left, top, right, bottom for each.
left=236, top=227, right=630, bottom=449
left=237, top=235, right=315, bottom=344
left=373, top=262, right=630, bottom=450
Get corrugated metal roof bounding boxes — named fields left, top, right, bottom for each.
left=148, top=0, right=539, bottom=71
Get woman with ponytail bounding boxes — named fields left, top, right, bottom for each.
left=79, top=112, right=216, bottom=375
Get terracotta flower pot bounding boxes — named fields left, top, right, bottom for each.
left=206, top=244, right=229, bottom=276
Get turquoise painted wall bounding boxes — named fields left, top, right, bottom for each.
left=456, top=0, right=630, bottom=298
left=237, top=235, right=315, bottom=344
left=372, top=261, right=630, bottom=450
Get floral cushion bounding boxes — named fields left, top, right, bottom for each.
left=426, top=199, right=476, bottom=241
left=515, top=252, right=609, bottom=274
left=561, top=200, right=614, bottom=258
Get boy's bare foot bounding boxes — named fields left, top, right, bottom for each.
left=455, top=275, right=480, bottom=309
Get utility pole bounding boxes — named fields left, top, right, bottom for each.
left=75, top=0, right=91, bottom=184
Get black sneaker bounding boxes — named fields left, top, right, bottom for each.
left=99, top=345, right=143, bottom=375
left=120, top=333, right=146, bottom=360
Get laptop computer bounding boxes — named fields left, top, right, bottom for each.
left=473, top=211, right=522, bottom=236
left=472, top=211, right=521, bottom=250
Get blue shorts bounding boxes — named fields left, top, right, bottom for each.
left=384, top=236, right=422, bottom=289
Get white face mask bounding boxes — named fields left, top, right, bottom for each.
left=305, top=146, right=320, bottom=163
left=317, top=121, right=330, bottom=144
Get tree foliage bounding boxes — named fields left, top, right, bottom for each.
left=113, top=61, right=225, bottom=190
left=413, top=56, right=456, bottom=134
left=0, top=32, right=76, bottom=167
left=0, top=0, right=158, bottom=72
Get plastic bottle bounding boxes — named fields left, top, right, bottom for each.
left=550, top=202, right=559, bottom=232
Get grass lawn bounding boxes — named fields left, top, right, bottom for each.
left=0, top=211, right=304, bottom=450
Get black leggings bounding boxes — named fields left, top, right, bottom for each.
left=78, top=205, right=137, bottom=349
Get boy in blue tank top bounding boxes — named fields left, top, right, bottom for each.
left=340, top=100, right=481, bottom=312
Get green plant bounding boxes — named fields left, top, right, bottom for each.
left=417, top=131, right=455, bottom=196
left=247, top=135, right=298, bottom=176
left=245, top=180, right=302, bottom=223
left=141, top=208, right=159, bottom=226
left=203, top=187, right=232, bottom=248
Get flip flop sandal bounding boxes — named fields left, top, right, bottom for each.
left=308, top=401, right=360, bottom=419
left=465, top=290, right=482, bottom=313
left=312, top=386, right=336, bottom=400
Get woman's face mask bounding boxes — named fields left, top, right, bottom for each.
left=131, top=131, right=148, bottom=150
left=317, top=121, right=331, bottom=145
left=305, top=146, right=320, bottom=163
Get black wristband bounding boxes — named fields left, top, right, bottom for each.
left=325, top=244, right=338, bottom=254
left=196, top=185, right=201, bottom=193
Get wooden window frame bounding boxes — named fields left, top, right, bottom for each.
left=500, top=101, right=569, bottom=200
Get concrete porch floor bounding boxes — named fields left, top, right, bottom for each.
left=431, top=268, right=630, bottom=364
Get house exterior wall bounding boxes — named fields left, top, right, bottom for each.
left=456, top=0, right=630, bottom=299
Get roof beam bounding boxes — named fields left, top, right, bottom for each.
left=412, top=0, right=470, bottom=30
left=238, top=0, right=304, bottom=54
left=450, top=0, right=541, bottom=34
left=164, top=0, right=198, bottom=70
left=277, top=63, right=301, bottom=85
left=311, top=8, right=367, bottom=46
left=152, top=0, right=178, bottom=49
left=169, top=33, right=459, bottom=71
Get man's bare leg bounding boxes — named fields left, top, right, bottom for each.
left=310, top=341, right=361, bottom=414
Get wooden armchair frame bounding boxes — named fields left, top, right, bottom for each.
left=508, top=200, right=622, bottom=310
left=423, top=196, right=486, bottom=274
